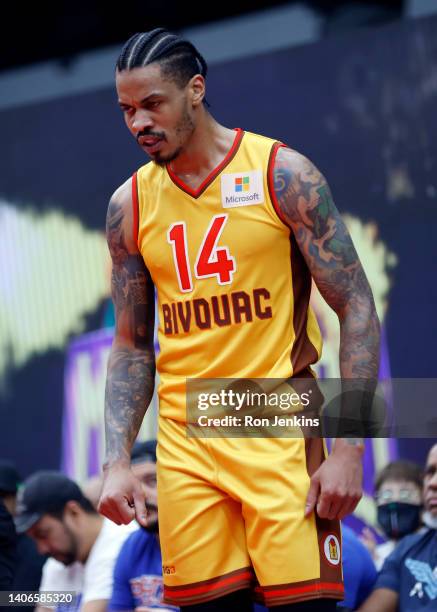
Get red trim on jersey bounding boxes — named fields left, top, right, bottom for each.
left=262, top=582, right=344, bottom=599
left=166, top=128, right=244, bottom=199
left=267, top=141, right=289, bottom=226
left=164, top=568, right=253, bottom=598
left=131, top=171, right=139, bottom=246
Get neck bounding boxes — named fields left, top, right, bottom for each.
left=78, top=514, right=104, bottom=563
left=168, top=113, right=236, bottom=177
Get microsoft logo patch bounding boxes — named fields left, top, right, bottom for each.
left=221, top=169, right=264, bottom=208
left=235, top=176, right=250, bottom=192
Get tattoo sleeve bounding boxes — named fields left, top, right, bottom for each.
left=274, top=147, right=381, bottom=438
left=104, top=196, right=156, bottom=466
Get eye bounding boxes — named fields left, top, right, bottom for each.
left=148, top=100, right=161, bottom=110
left=376, top=489, right=394, bottom=503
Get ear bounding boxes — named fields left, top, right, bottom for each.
left=189, top=74, right=205, bottom=108
left=63, top=500, right=82, bottom=520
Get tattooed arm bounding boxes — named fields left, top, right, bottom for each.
left=98, top=177, right=155, bottom=526
left=274, top=146, right=380, bottom=520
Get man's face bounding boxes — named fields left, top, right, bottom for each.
left=132, top=460, right=158, bottom=531
left=28, top=514, right=78, bottom=565
left=116, top=63, right=198, bottom=166
left=424, top=445, right=437, bottom=516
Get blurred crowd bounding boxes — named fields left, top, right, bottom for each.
left=1, top=441, right=436, bottom=612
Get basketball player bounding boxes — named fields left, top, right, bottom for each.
left=98, top=28, right=380, bottom=612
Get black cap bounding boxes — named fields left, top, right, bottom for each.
left=0, top=461, right=21, bottom=494
left=15, top=471, right=87, bottom=534
left=131, top=439, right=157, bottom=464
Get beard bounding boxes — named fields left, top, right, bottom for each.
left=153, top=102, right=195, bottom=167
left=422, top=510, right=437, bottom=530
left=54, top=524, right=78, bottom=566
left=142, top=503, right=159, bottom=533
left=153, top=145, right=183, bottom=167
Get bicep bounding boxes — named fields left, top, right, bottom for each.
left=106, top=193, right=155, bottom=349
left=273, top=147, right=371, bottom=316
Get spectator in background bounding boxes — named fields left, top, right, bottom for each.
left=358, top=443, right=437, bottom=611
left=361, top=460, right=423, bottom=569
left=82, top=475, right=103, bottom=511
left=0, top=460, right=45, bottom=601
left=337, top=526, right=377, bottom=611
left=0, top=496, right=16, bottom=588
left=109, top=440, right=178, bottom=611
left=15, top=471, right=136, bottom=612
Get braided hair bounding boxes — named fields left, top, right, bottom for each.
left=116, top=28, right=208, bottom=92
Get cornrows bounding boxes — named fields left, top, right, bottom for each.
left=116, top=27, right=208, bottom=82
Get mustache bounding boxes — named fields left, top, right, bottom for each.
left=136, top=130, right=166, bottom=143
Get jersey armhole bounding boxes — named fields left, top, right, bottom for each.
left=267, top=141, right=290, bottom=227
left=131, top=171, right=139, bottom=247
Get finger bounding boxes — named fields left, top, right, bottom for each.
left=337, top=496, right=360, bottom=521
left=98, top=499, right=123, bottom=525
left=361, top=527, right=376, bottom=544
left=305, top=475, right=320, bottom=517
left=133, top=487, right=148, bottom=527
left=327, top=498, right=343, bottom=520
left=348, top=493, right=362, bottom=515
left=345, top=495, right=361, bottom=516
left=316, top=492, right=332, bottom=519
left=112, top=494, right=136, bottom=524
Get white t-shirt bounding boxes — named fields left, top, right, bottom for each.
left=374, top=540, right=396, bottom=571
left=40, top=519, right=138, bottom=608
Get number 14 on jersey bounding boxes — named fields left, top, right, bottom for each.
left=167, top=214, right=236, bottom=293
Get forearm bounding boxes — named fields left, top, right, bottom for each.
left=104, top=342, right=155, bottom=466
left=336, top=300, right=380, bottom=439
left=339, top=298, right=380, bottom=379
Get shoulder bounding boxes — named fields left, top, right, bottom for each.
left=106, top=176, right=139, bottom=253
left=273, top=145, right=322, bottom=178
left=99, top=518, right=139, bottom=549
left=40, top=558, right=83, bottom=590
left=386, top=529, right=433, bottom=563
left=108, top=176, right=134, bottom=215
left=117, top=525, right=150, bottom=554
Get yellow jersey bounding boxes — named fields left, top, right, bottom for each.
left=134, top=128, right=322, bottom=421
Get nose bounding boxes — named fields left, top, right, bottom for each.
left=131, top=108, right=154, bottom=134
left=429, top=471, right=437, bottom=489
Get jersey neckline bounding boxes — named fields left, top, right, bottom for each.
left=165, top=128, right=244, bottom=199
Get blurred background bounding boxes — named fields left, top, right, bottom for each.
left=1, top=0, right=436, bottom=529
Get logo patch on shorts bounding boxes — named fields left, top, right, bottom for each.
left=163, top=565, right=176, bottom=575
left=323, top=534, right=341, bottom=566
left=221, top=170, right=264, bottom=208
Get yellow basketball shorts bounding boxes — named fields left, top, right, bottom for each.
left=157, top=417, right=344, bottom=608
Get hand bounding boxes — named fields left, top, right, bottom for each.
left=360, top=526, right=378, bottom=558
left=98, top=462, right=148, bottom=527
left=304, top=439, right=363, bottom=520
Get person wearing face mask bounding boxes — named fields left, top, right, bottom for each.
left=361, top=459, right=424, bottom=570
left=357, top=442, right=437, bottom=612
left=109, top=440, right=178, bottom=612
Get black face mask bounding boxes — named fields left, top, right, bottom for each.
left=377, top=502, right=422, bottom=539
